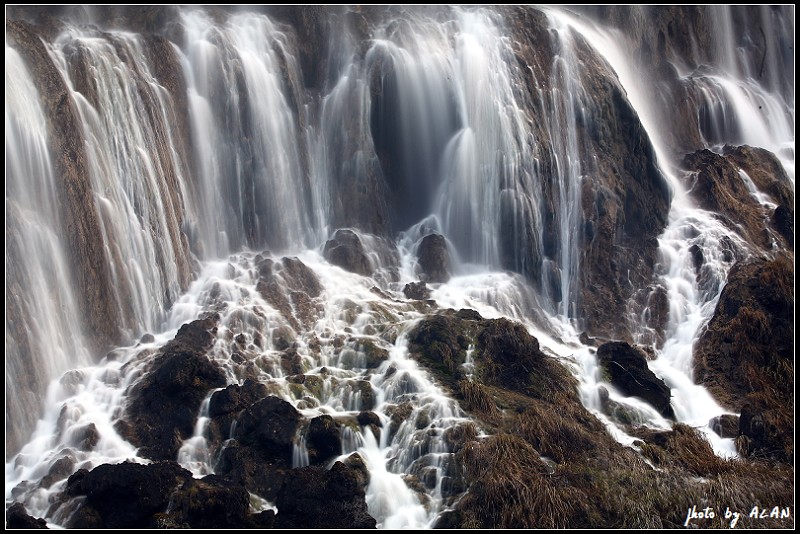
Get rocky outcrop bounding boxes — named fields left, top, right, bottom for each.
left=597, top=342, right=675, bottom=420
left=416, top=233, right=452, bottom=283
left=116, top=316, right=226, bottom=460
left=693, top=257, right=793, bottom=462
left=506, top=7, right=672, bottom=340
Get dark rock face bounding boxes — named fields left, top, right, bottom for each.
left=307, top=415, right=341, bottom=464
left=62, top=461, right=269, bottom=528
left=65, top=462, right=192, bottom=528
left=117, top=316, right=226, bottom=460
left=274, top=462, right=377, bottom=529
left=323, top=229, right=373, bottom=276
left=322, top=228, right=399, bottom=282
left=597, top=342, right=675, bottom=419
left=403, top=281, right=431, bottom=300
left=506, top=7, right=671, bottom=340
left=6, top=503, right=48, bottom=529
left=693, top=257, right=793, bottom=462
left=233, top=396, right=301, bottom=465
left=416, top=234, right=452, bottom=283
left=408, top=310, right=577, bottom=400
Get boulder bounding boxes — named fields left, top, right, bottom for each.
left=416, top=233, right=452, bottom=283
left=597, top=342, right=675, bottom=419
left=307, top=415, right=341, bottom=464
left=709, top=414, right=739, bottom=439
left=65, top=461, right=192, bottom=528
left=323, top=229, right=373, bottom=276
left=274, top=462, right=376, bottom=528
left=403, top=281, right=431, bottom=300
left=233, top=396, right=301, bottom=464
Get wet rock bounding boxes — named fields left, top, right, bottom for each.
left=597, top=341, right=675, bottom=419
left=41, top=455, right=75, bottom=489
left=403, top=280, right=431, bottom=300
left=307, top=415, right=341, bottom=464
left=323, top=229, right=373, bottom=276
left=357, top=338, right=390, bottom=369
left=280, top=256, right=323, bottom=297
left=209, top=380, right=268, bottom=418
left=233, top=396, right=301, bottom=464
left=64, top=461, right=192, bottom=528
left=682, top=148, right=783, bottom=252
left=214, top=441, right=287, bottom=501
left=356, top=411, right=382, bottom=428
left=168, top=475, right=251, bottom=528
left=280, top=347, right=304, bottom=376
left=69, top=423, right=99, bottom=451
left=274, top=462, right=376, bottom=528
left=139, top=333, right=155, bottom=344
left=117, top=316, right=226, bottom=461
left=6, top=502, right=48, bottom=529
left=271, top=325, right=296, bottom=351
left=709, top=414, right=739, bottom=439
left=416, top=233, right=452, bottom=283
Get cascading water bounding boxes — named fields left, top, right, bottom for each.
left=5, top=46, right=93, bottom=456
left=5, top=5, right=794, bottom=529
left=46, top=27, right=193, bottom=337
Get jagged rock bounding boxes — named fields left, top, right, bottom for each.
left=597, top=342, right=675, bottom=419
left=64, top=461, right=192, bottom=528
left=307, top=415, right=341, bottom=464
left=233, top=396, right=301, bottom=464
left=416, top=233, right=452, bottom=283
left=403, top=280, right=431, bottom=300
left=274, top=462, right=376, bottom=528
left=117, top=316, right=226, bottom=460
left=709, top=414, right=739, bottom=439
left=214, top=441, right=288, bottom=501
left=356, top=411, right=382, bottom=428
left=6, top=502, right=48, bottom=529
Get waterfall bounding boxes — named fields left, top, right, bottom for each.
left=46, top=26, right=193, bottom=337
left=4, top=5, right=793, bottom=529
left=5, top=46, right=92, bottom=455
